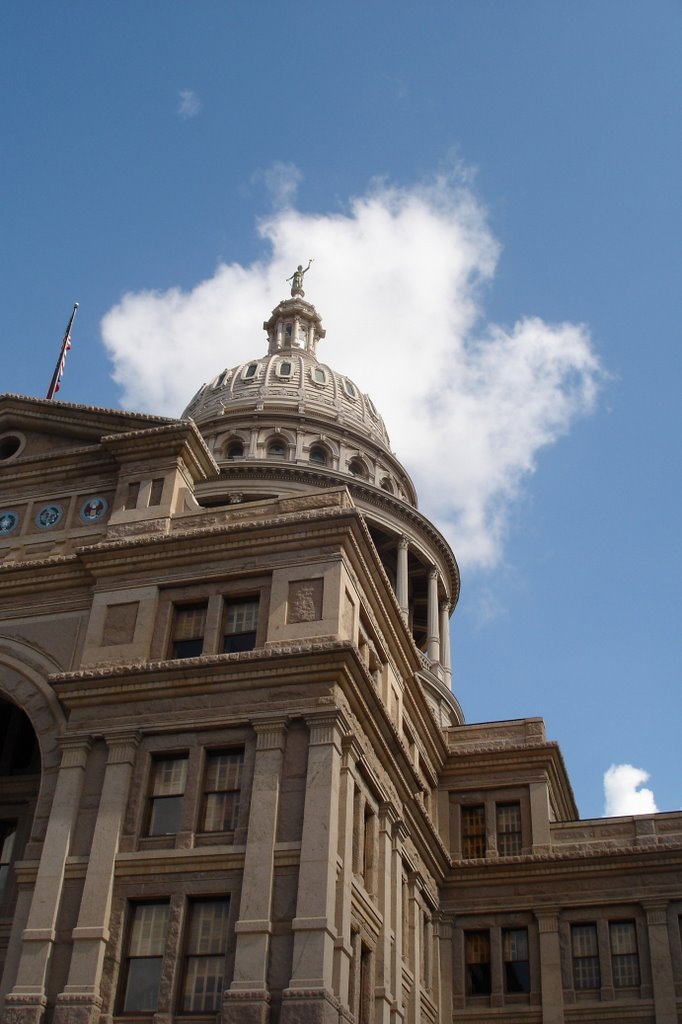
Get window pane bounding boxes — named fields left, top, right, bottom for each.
left=572, top=924, right=600, bottom=989
left=223, top=599, right=258, bottom=653
left=465, top=930, right=491, bottom=996
left=172, top=604, right=207, bottom=641
left=152, top=757, right=187, bottom=796
left=462, top=806, right=486, bottom=859
left=503, top=928, right=530, bottom=993
left=497, top=802, right=522, bottom=856
left=148, top=757, right=187, bottom=835
left=610, top=922, right=640, bottom=987
left=181, top=900, right=229, bottom=1013
left=124, top=958, right=163, bottom=1012
left=122, top=903, right=169, bottom=1013
left=202, top=752, right=243, bottom=833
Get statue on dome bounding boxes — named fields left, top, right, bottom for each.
left=287, top=259, right=313, bottom=297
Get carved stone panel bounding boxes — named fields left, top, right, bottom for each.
left=287, top=579, right=323, bottom=623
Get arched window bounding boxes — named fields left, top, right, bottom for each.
left=267, top=440, right=287, bottom=459
left=348, top=458, right=367, bottom=478
left=380, top=477, right=394, bottom=494
left=226, top=441, right=244, bottom=460
left=309, top=446, right=327, bottom=466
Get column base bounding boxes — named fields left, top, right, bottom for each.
left=53, top=992, right=103, bottom=1024
left=223, top=988, right=271, bottom=1024
left=2, top=993, right=47, bottom=1024
left=279, top=987, right=341, bottom=1024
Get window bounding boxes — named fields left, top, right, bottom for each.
left=125, top=481, right=140, bottom=510
left=343, top=378, right=357, bottom=398
left=121, top=902, right=169, bottom=1013
left=503, top=928, right=530, bottom=993
left=278, top=360, right=292, bottom=376
left=571, top=924, right=600, bottom=990
left=149, top=478, right=164, bottom=506
left=267, top=439, right=287, bottom=459
left=312, top=366, right=326, bottom=385
left=226, top=441, right=244, bottom=459
left=461, top=805, right=486, bottom=859
left=465, top=930, right=491, bottom=995
left=148, top=756, right=188, bottom=835
left=243, top=363, right=257, bottom=379
left=181, top=899, right=229, bottom=1013
left=0, top=822, right=16, bottom=901
left=309, top=445, right=327, bottom=465
left=170, top=603, right=207, bottom=659
left=348, top=458, right=366, bottom=478
left=610, top=921, right=640, bottom=987
left=223, top=598, right=259, bottom=652
left=496, top=802, right=522, bottom=856
left=201, top=751, right=243, bottom=832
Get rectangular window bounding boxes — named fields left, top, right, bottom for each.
left=121, top=902, right=169, bottom=1013
left=503, top=927, right=530, bottom=993
left=148, top=756, right=188, bottom=836
left=465, top=930, right=491, bottom=996
left=181, top=898, right=229, bottom=1013
left=571, top=923, right=600, bottom=989
left=223, top=598, right=259, bottom=653
left=461, top=805, right=486, bottom=859
left=0, top=822, right=17, bottom=901
left=149, top=478, right=164, bottom=506
left=171, top=603, right=208, bottom=659
left=610, top=920, right=640, bottom=987
left=497, top=802, right=522, bottom=856
left=201, top=750, right=244, bottom=833
left=124, top=481, right=140, bottom=510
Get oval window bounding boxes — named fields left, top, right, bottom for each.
left=0, top=435, right=22, bottom=460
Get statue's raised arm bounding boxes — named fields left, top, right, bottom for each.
left=286, top=259, right=313, bottom=297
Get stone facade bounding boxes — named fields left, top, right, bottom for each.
left=0, top=294, right=680, bottom=1023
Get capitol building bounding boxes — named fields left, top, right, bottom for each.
left=0, top=277, right=680, bottom=1024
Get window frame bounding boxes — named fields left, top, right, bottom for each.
left=464, top=929, right=492, bottom=996
left=119, top=900, right=170, bottom=1015
left=502, top=927, right=530, bottom=993
left=199, top=749, right=245, bottom=835
left=496, top=801, right=522, bottom=857
left=179, top=896, right=230, bottom=1015
left=169, top=601, right=208, bottom=660
left=146, top=754, right=189, bottom=837
left=222, top=596, right=259, bottom=654
left=571, top=922, right=601, bottom=991
left=461, top=805, right=486, bottom=860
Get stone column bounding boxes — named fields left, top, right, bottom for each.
left=644, top=902, right=677, bottom=1024
left=396, top=537, right=409, bottom=621
left=535, top=910, right=564, bottom=1024
left=439, top=599, right=451, bottom=688
left=333, top=736, right=360, bottom=1009
left=280, top=710, right=348, bottom=1024
left=426, top=569, right=440, bottom=665
left=3, top=737, right=91, bottom=1024
left=390, top=821, right=408, bottom=1024
left=53, top=732, right=140, bottom=1024
left=224, top=717, right=288, bottom=1024
left=375, top=803, right=398, bottom=1023
left=435, top=916, right=453, bottom=1024
left=406, top=875, right=422, bottom=1024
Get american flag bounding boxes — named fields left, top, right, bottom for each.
left=46, top=303, right=78, bottom=400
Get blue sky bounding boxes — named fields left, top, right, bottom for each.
left=2, top=1, right=680, bottom=818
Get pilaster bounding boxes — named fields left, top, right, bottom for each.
left=224, top=716, right=288, bottom=1024
left=643, top=901, right=677, bottom=1024
left=535, top=909, right=564, bottom=1024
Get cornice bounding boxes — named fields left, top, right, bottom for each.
left=101, top=420, right=218, bottom=480
left=0, top=554, right=93, bottom=595
left=0, top=393, right=174, bottom=434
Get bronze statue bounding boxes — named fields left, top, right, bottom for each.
left=286, top=259, right=313, bottom=297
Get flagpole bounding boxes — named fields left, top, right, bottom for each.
left=46, top=302, right=79, bottom=400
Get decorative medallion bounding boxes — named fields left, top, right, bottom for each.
left=80, top=496, right=108, bottom=523
left=35, top=504, right=64, bottom=529
left=0, top=511, right=18, bottom=535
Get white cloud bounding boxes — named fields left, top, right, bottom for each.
left=255, top=161, right=302, bottom=209
left=101, top=168, right=603, bottom=569
left=603, top=764, right=658, bottom=816
left=178, top=89, right=201, bottom=119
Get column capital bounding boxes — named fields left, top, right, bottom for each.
left=341, top=733, right=363, bottom=766
left=428, top=566, right=439, bottom=582
left=398, top=534, right=409, bottom=550
left=642, top=900, right=669, bottom=925
left=105, top=730, right=141, bottom=765
left=440, top=597, right=450, bottom=613
left=534, top=909, right=560, bottom=932
left=58, top=735, right=93, bottom=769
left=304, top=707, right=351, bottom=746
left=252, top=715, right=289, bottom=751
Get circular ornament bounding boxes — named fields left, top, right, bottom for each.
left=79, top=496, right=108, bottom=523
left=0, top=511, right=18, bottom=535
left=35, top=504, right=63, bottom=529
